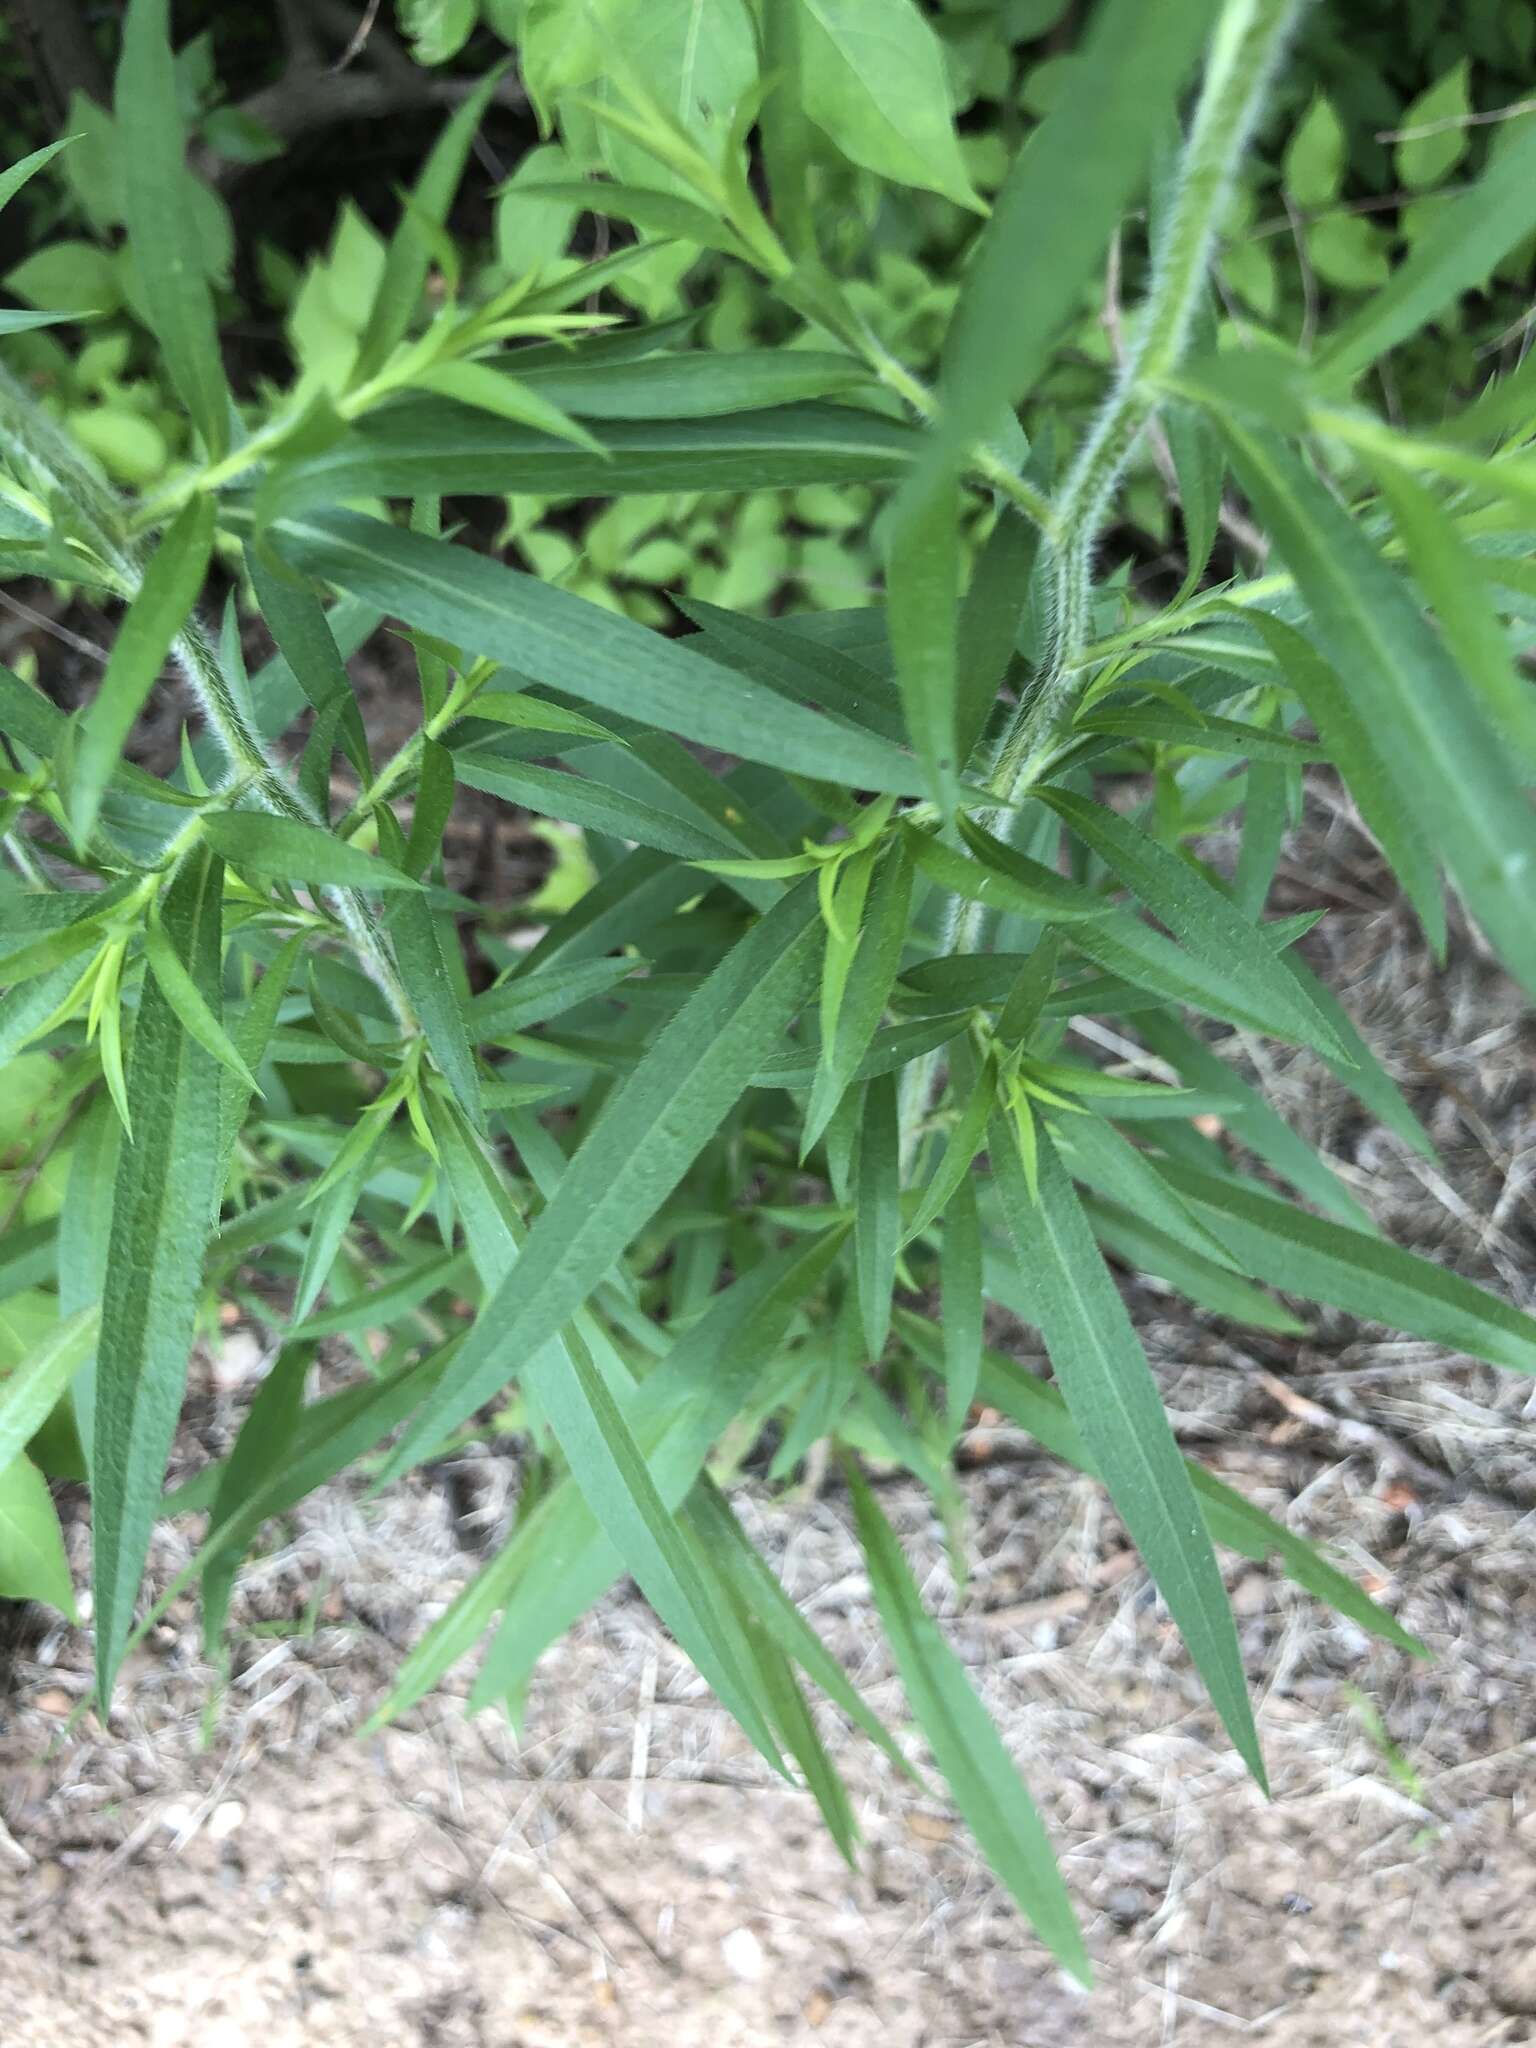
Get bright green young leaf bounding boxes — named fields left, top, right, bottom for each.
left=798, top=0, right=980, bottom=208
left=1281, top=94, right=1344, bottom=208
left=143, top=909, right=260, bottom=1095
left=804, top=840, right=912, bottom=1155
left=0, top=1451, right=76, bottom=1615
left=349, top=64, right=507, bottom=386
left=0, top=1305, right=100, bottom=1476
left=1394, top=62, right=1470, bottom=191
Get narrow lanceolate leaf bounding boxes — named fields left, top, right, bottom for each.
left=217, top=932, right=307, bottom=1180
left=0, top=1453, right=76, bottom=1615
left=201, top=810, right=423, bottom=890
left=1314, top=118, right=1536, bottom=386
left=942, top=1173, right=983, bottom=1434
left=71, top=499, right=214, bottom=848
left=272, top=404, right=917, bottom=509
left=917, top=0, right=1218, bottom=487
left=0, top=1305, right=101, bottom=1475
left=1240, top=609, right=1444, bottom=953
left=142, top=912, right=260, bottom=1096
left=466, top=957, right=639, bottom=1039
left=199, top=1343, right=312, bottom=1663
left=518, top=349, right=867, bottom=418
left=453, top=754, right=736, bottom=863
left=844, top=1461, right=1088, bottom=1983
left=853, top=1073, right=900, bottom=1361
left=904, top=1048, right=995, bottom=1245
left=1134, top=1013, right=1373, bottom=1231
left=1220, top=423, right=1536, bottom=994
left=1159, top=1159, right=1536, bottom=1374
left=529, top=1321, right=786, bottom=1769
left=1375, top=466, right=1536, bottom=772
left=1037, top=786, right=1348, bottom=1059
left=248, top=552, right=371, bottom=778
left=968, top=1342, right=1424, bottom=1659
left=0, top=139, right=75, bottom=219
left=463, top=1233, right=846, bottom=1722
left=407, top=362, right=607, bottom=455
left=905, top=821, right=1109, bottom=923
left=804, top=841, right=913, bottom=1155
left=956, top=510, right=1037, bottom=765
left=93, top=851, right=226, bottom=1700
left=350, top=65, right=507, bottom=386
left=992, top=1118, right=1264, bottom=1789
left=275, top=513, right=926, bottom=796
left=388, top=895, right=482, bottom=1126
left=885, top=472, right=961, bottom=815
left=383, top=881, right=823, bottom=1476
left=117, top=0, right=231, bottom=455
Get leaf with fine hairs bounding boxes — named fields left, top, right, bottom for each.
left=92, top=851, right=226, bottom=1701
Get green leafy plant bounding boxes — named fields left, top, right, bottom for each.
left=4, top=0, right=1536, bottom=1982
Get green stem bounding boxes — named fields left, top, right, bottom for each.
left=990, top=0, right=1302, bottom=801
left=173, top=616, right=415, bottom=1030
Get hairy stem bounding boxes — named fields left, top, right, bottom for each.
left=990, top=0, right=1302, bottom=801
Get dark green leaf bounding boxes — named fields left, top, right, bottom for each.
left=201, top=810, right=423, bottom=890
left=845, top=1459, right=1087, bottom=1980
left=992, top=1117, right=1263, bottom=1787
left=276, top=511, right=926, bottom=794
left=71, top=498, right=214, bottom=848
left=383, top=881, right=823, bottom=1474
left=117, top=0, right=230, bottom=454
left=271, top=403, right=917, bottom=508
left=93, top=850, right=225, bottom=1699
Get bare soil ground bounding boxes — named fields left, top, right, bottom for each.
left=5, top=796, right=1536, bottom=2046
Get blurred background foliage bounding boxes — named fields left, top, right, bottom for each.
left=2, top=0, right=1532, bottom=623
